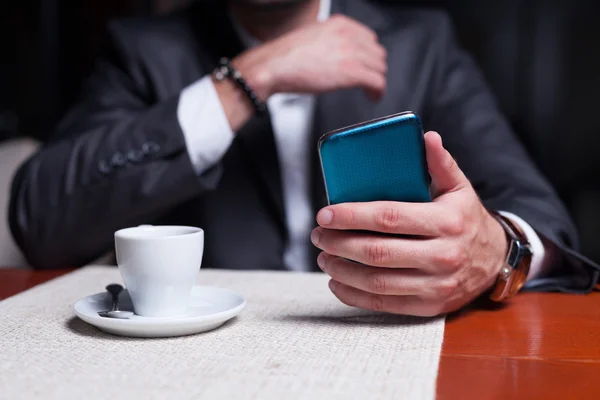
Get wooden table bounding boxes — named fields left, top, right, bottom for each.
left=2, top=268, right=599, bottom=399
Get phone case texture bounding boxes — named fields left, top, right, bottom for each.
left=319, top=112, right=431, bottom=205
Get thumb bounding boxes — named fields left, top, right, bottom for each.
left=424, top=131, right=469, bottom=196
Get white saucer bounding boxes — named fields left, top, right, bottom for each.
left=73, top=286, right=246, bottom=338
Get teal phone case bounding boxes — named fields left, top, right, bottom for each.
left=318, top=111, right=431, bottom=205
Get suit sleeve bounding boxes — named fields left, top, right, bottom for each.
left=422, top=13, right=600, bottom=292
left=9, top=21, right=223, bottom=269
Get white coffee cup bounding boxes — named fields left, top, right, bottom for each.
left=114, top=225, right=204, bottom=317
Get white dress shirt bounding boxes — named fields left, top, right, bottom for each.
left=177, top=0, right=549, bottom=280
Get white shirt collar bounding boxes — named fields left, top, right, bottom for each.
left=230, top=0, right=332, bottom=49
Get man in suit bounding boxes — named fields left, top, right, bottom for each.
left=9, top=0, right=599, bottom=316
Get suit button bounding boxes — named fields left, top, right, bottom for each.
left=111, top=152, right=126, bottom=167
left=142, top=142, right=160, bottom=155
left=97, top=160, right=112, bottom=174
left=127, top=149, right=144, bottom=163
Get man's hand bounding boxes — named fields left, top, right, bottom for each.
left=234, top=14, right=388, bottom=101
left=311, top=131, right=508, bottom=317
left=215, top=15, right=386, bottom=132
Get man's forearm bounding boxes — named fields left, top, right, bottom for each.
left=9, top=97, right=207, bottom=269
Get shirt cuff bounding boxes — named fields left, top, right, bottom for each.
left=177, top=75, right=234, bottom=175
left=498, top=211, right=556, bottom=282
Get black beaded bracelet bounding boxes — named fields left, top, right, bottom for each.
left=213, top=57, right=267, bottom=114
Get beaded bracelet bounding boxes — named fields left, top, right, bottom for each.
left=213, top=57, right=267, bottom=114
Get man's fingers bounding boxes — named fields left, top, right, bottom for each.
left=316, top=201, right=443, bottom=237
left=357, top=47, right=388, bottom=75
left=424, top=131, right=469, bottom=196
left=317, top=253, right=428, bottom=295
left=335, top=16, right=387, bottom=99
left=328, top=280, right=443, bottom=317
left=311, top=228, right=436, bottom=269
left=358, top=69, right=386, bottom=100
left=352, top=31, right=387, bottom=67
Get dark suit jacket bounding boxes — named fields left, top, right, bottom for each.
left=9, top=0, right=599, bottom=292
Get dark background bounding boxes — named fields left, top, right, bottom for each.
left=2, top=0, right=599, bottom=262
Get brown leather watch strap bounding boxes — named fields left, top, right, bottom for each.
left=489, top=212, right=532, bottom=302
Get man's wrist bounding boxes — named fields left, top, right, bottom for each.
left=232, top=50, right=274, bottom=102
left=215, top=57, right=267, bottom=114
left=487, top=211, right=509, bottom=283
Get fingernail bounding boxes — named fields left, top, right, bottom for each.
left=329, top=280, right=338, bottom=293
left=317, top=252, right=327, bottom=271
left=311, top=228, right=322, bottom=246
left=317, top=209, right=333, bottom=226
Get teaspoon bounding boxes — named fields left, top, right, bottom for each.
left=98, top=284, right=134, bottom=319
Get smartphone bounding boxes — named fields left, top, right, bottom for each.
left=317, top=111, right=431, bottom=205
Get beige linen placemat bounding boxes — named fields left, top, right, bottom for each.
left=0, top=266, right=445, bottom=399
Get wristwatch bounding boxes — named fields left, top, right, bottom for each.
left=488, top=212, right=533, bottom=302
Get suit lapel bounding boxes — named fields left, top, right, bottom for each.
left=190, top=1, right=287, bottom=238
